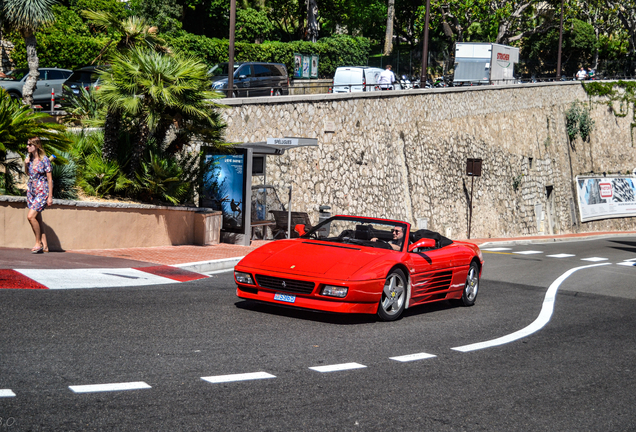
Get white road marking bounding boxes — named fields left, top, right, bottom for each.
left=624, top=258, right=636, bottom=262
left=482, top=247, right=512, bottom=251
left=201, top=372, right=276, bottom=384
left=451, top=263, right=611, bottom=353
left=309, top=363, right=367, bottom=373
left=69, top=381, right=151, bottom=393
left=0, top=389, right=16, bottom=397
left=546, top=253, right=576, bottom=258
left=513, top=250, right=543, bottom=255
left=617, top=262, right=636, bottom=267
left=390, top=352, right=437, bottom=362
left=15, top=268, right=176, bottom=289
left=581, top=257, right=609, bottom=262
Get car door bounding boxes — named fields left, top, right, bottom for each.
left=406, top=243, right=460, bottom=305
left=253, top=64, right=271, bottom=96
left=32, top=69, right=49, bottom=103
left=234, top=64, right=252, bottom=97
left=46, top=69, right=71, bottom=102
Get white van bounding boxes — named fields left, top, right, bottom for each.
left=331, top=66, right=385, bottom=93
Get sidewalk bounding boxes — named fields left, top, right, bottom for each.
left=3, top=231, right=636, bottom=274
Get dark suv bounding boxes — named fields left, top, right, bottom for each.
left=210, top=62, right=289, bottom=97
left=61, top=65, right=104, bottom=105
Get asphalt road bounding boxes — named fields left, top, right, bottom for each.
left=1, top=237, right=635, bottom=431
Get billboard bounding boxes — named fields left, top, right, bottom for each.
left=201, top=149, right=248, bottom=233
left=576, top=176, right=636, bottom=222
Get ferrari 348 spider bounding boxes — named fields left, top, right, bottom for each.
left=234, top=215, right=483, bottom=321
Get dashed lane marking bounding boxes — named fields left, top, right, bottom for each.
left=513, top=250, right=544, bottom=255
left=617, top=261, right=636, bottom=267
left=309, top=363, right=367, bottom=373
left=481, top=247, right=512, bottom=252
left=201, top=372, right=276, bottom=384
left=451, top=263, right=611, bottom=352
left=69, top=382, right=151, bottom=393
left=0, top=389, right=16, bottom=397
left=581, top=257, right=609, bottom=262
left=389, top=352, right=437, bottom=362
left=546, top=253, right=576, bottom=258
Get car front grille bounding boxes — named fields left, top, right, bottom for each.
left=255, top=274, right=315, bottom=294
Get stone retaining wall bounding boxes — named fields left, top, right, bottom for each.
left=221, top=82, right=636, bottom=239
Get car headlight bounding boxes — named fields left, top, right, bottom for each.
left=320, top=285, right=348, bottom=298
left=235, top=271, right=254, bottom=285
left=212, top=82, right=225, bottom=89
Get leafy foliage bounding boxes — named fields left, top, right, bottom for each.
left=565, top=101, right=595, bottom=143
left=50, top=151, right=78, bottom=199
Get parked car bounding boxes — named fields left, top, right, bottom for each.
left=331, top=66, right=386, bottom=93
left=234, top=215, right=483, bottom=321
left=60, top=65, right=104, bottom=105
left=0, top=68, right=72, bottom=107
left=210, top=62, right=289, bottom=97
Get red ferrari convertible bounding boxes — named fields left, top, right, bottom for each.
left=234, top=215, right=483, bottom=321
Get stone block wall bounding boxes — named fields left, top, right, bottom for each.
left=221, top=82, right=636, bottom=239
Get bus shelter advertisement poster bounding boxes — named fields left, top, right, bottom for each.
left=576, top=176, right=636, bottom=222
left=202, top=152, right=246, bottom=232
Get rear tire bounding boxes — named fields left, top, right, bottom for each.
left=8, top=91, right=20, bottom=100
left=377, top=269, right=407, bottom=321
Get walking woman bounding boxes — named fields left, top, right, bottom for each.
left=25, top=137, right=53, bottom=253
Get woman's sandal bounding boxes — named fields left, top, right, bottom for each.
left=31, top=246, right=44, bottom=254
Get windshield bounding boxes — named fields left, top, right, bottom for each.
left=209, top=63, right=239, bottom=77
left=301, top=216, right=408, bottom=251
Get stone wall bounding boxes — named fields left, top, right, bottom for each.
left=0, top=40, right=15, bottom=74
left=220, top=82, right=636, bottom=239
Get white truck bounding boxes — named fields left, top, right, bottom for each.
left=453, top=42, right=519, bottom=85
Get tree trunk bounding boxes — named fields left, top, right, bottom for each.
left=102, top=110, right=121, bottom=162
left=21, top=30, right=39, bottom=106
left=307, top=0, right=319, bottom=43
left=129, top=121, right=150, bottom=176
left=384, top=0, right=395, bottom=56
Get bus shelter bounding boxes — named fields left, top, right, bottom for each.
left=201, top=137, right=318, bottom=245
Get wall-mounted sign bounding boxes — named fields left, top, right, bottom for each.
left=576, top=176, right=636, bottom=222
left=293, top=53, right=302, bottom=78
left=201, top=148, right=248, bottom=233
left=310, top=54, right=319, bottom=78
left=302, top=55, right=310, bottom=78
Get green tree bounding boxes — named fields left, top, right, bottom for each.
left=2, top=0, right=58, bottom=105
left=96, top=46, right=225, bottom=173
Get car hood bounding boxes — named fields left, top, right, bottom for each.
left=237, top=239, right=392, bottom=280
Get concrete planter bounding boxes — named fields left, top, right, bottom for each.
left=0, top=195, right=221, bottom=251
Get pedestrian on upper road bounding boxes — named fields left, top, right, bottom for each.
left=587, top=67, right=595, bottom=80
left=576, top=67, right=587, bottom=80
left=378, top=64, right=396, bottom=90
left=24, top=137, right=53, bottom=254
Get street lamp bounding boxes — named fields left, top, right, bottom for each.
left=556, top=0, right=564, bottom=79
left=420, top=0, right=431, bottom=87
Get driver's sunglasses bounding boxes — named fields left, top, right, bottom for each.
left=391, top=229, right=401, bottom=233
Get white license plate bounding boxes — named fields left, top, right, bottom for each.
left=274, top=293, right=296, bottom=303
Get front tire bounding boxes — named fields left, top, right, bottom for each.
left=377, top=269, right=407, bottom=321
left=459, top=262, right=479, bottom=306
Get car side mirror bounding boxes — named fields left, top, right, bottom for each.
left=294, top=224, right=306, bottom=236
left=239, top=75, right=247, bottom=80
left=408, top=238, right=436, bottom=252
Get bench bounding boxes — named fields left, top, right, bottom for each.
left=250, top=219, right=277, bottom=240
left=269, top=210, right=313, bottom=239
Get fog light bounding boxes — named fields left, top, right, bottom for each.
left=321, top=285, right=348, bottom=298
left=235, top=271, right=254, bottom=285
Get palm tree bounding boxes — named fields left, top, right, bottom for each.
left=81, top=10, right=169, bottom=64
left=96, top=46, right=225, bottom=173
left=0, top=89, right=69, bottom=193
left=2, top=0, right=57, bottom=106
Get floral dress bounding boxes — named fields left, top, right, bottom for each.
left=27, top=156, right=52, bottom=212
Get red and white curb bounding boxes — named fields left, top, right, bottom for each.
left=0, top=265, right=208, bottom=290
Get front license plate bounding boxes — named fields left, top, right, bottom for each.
left=274, top=293, right=296, bottom=303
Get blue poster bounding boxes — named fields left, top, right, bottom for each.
left=202, top=151, right=246, bottom=232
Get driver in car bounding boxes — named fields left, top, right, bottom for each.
left=371, top=226, right=404, bottom=250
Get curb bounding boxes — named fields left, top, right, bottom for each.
left=175, top=257, right=244, bottom=274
